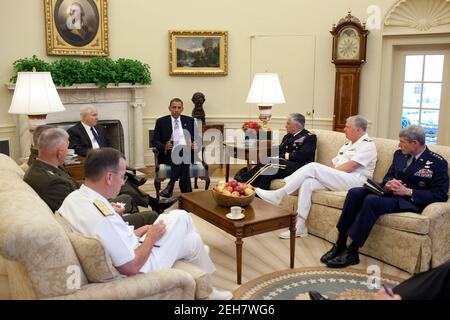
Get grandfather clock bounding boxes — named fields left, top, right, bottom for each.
left=330, top=12, right=369, bottom=132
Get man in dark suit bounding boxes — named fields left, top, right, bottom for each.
left=152, top=98, right=200, bottom=198
left=67, top=105, right=178, bottom=211
left=24, top=127, right=159, bottom=228
left=238, top=113, right=317, bottom=189
left=321, top=125, right=449, bottom=268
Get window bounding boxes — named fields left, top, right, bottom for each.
left=401, top=54, right=445, bottom=144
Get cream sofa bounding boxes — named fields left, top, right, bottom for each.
left=272, top=129, right=450, bottom=274
left=0, top=154, right=211, bottom=300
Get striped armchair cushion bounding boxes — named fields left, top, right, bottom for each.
left=156, top=163, right=208, bottom=179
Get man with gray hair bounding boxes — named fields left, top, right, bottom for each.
left=257, top=115, right=377, bottom=239
left=321, top=124, right=448, bottom=268
left=24, top=127, right=158, bottom=228
left=67, top=105, right=178, bottom=212
left=237, top=113, right=317, bottom=189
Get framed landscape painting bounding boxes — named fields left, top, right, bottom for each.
left=44, top=0, right=109, bottom=56
left=169, top=30, right=228, bottom=76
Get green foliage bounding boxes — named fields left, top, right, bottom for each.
left=83, top=57, right=117, bottom=88
left=49, top=58, right=85, bottom=87
left=115, top=58, right=152, bottom=85
left=10, top=56, right=152, bottom=88
left=10, top=55, right=50, bottom=83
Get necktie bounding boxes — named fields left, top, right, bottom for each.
left=405, top=155, right=416, bottom=171
left=172, top=119, right=180, bottom=148
left=91, top=127, right=104, bottom=147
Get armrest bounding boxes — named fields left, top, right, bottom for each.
left=49, top=268, right=195, bottom=300
left=421, top=200, right=450, bottom=268
left=151, top=147, right=160, bottom=172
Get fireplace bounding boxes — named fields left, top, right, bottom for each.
left=8, top=84, right=149, bottom=168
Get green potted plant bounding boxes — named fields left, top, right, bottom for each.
left=10, top=56, right=152, bottom=88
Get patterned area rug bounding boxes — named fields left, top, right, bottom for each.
left=233, top=267, right=403, bottom=300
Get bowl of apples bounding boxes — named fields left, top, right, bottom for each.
left=211, top=179, right=256, bottom=207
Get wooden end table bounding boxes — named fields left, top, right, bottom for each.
left=179, top=191, right=297, bottom=284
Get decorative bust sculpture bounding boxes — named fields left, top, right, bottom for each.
left=191, top=92, right=206, bottom=125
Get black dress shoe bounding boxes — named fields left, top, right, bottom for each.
left=326, top=251, right=360, bottom=268
left=308, top=291, right=329, bottom=300
left=154, top=195, right=179, bottom=214
left=320, top=245, right=346, bottom=263
left=126, top=172, right=147, bottom=186
left=160, top=184, right=174, bottom=198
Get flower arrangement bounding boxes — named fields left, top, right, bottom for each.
left=242, top=121, right=261, bottom=133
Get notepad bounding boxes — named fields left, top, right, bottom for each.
left=364, top=178, right=384, bottom=196
left=139, top=213, right=179, bottom=247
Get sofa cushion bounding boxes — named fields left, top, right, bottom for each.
left=311, top=190, right=348, bottom=209
left=54, top=213, right=123, bottom=283
left=377, top=212, right=430, bottom=235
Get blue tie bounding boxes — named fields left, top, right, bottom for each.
left=91, top=127, right=104, bottom=147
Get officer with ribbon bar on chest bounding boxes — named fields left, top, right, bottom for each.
left=321, top=125, right=449, bottom=268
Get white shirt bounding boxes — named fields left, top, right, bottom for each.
left=171, top=116, right=187, bottom=146
left=332, top=133, right=377, bottom=179
left=81, top=122, right=100, bottom=149
left=58, top=185, right=145, bottom=269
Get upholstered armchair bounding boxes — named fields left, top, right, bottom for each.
left=0, top=154, right=212, bottom=300
left=152, top=147, right=210, bottom=198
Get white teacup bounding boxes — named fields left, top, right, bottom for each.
left=230, top=206, right=245, bottom=218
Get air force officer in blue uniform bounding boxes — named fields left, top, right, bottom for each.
left=321, top=125, right=449, bottom=268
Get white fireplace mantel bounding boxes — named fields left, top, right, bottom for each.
left=7, top=83, right=150, bottom=168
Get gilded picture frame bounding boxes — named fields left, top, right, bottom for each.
left=44, top=0, right=109, bottom=56
left=169, top=30, right=228, bottom=76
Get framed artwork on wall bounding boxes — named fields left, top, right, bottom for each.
left=169, top=30, right=228, bottom=76
left=44, top=0, right=109, bottom=56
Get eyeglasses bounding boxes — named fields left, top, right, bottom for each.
left=110, top=171, right=128, bottom=182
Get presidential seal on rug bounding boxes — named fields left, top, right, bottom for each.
left=233, top=267, right=404, bottom=300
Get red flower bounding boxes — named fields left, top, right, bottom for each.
left=242, top=121, right=261, bottom=132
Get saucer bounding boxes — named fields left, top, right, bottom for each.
left=226, top=213, right=245, bottom=220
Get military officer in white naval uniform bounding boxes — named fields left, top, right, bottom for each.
left=256, top=115, right=377, bottom=239
left=58, top=148, right=232, bottom=300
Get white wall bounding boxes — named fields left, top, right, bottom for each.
left=0, top=0, right=399, bottom=159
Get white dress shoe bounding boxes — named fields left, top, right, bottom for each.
left=207, top=288, right=233, bottom=300
left=255, top=188, right=284, bottom=205
left=279, top=224, right=308, bottom=239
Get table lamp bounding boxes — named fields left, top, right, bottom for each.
left=246, top=73, right=286, bottom=132
left=8, top=71, right=65, bottom=136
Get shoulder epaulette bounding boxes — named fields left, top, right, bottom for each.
left=430, top=152, right=444, bottom=161
left=93, top=200, right=113, bottom=217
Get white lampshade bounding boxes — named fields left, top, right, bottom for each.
left=246, top=73, right=286, bottom=105
left=8, top=72, right=65, bottom=115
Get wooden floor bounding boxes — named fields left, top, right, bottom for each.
left=141, top=165, right=411, bottom=293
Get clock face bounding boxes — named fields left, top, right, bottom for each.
left=336, top=27, right=360, bottom=60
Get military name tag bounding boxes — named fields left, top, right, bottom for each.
left=93, top=200, right=113, bottom=217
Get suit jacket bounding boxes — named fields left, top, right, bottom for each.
left=382, top=147, right=449, bottom=211
left=277, top=129, right=317, bottom=172
left=151, top=115, right=198, bottom=164
left=67, top=122, right=111, bottom=157
left=24, top=160, right=80, bottom=212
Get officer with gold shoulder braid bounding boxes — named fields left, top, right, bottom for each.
left=238, top=113, right=317, bottom=190
left=321, top=125, right=449, bottom=268
left=24, top=127, right=159, bottom=228
left=58, top=148, right=232, bottom=300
